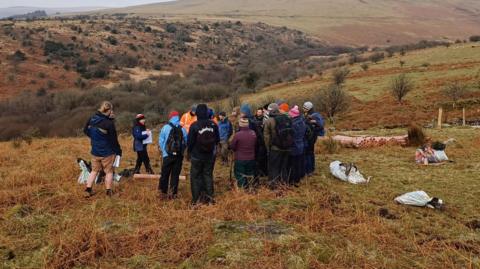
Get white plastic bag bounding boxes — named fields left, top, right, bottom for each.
left=434, top=150, right=449, bottom=162
left=394, top=191, right=443, bottom=209
left=77, top=160, right=121, bottom=184
left=329, top=161, right=370, bottom=184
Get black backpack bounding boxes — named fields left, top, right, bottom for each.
left=272, top=114, right=294, bottom=150
left=166, top=123, right=184, bottom=156
left=305, top=122, right=317, bottom=146
left=196, top=122, right=216, bottom=153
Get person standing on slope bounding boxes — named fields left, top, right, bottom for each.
left=158, top=111, right=188, bottom=199
left=83, top=101, right=122, bottom=197
left=288, top=106, right=307, bottom=186
left=303, top=101, right=325, bottom=176
left=187, top=104, right=220, bottom=205
left=132, top=114, right=154, bottom=175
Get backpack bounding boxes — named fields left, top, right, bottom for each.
left=305, top=122, right=317, bottom=146
left=272, top=114, right=294, bottom=150
left=197, top=122, right=216, bottom=153
left=166, top=123, right=184, bottom=156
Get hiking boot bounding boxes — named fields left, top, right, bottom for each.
left=106, top=189, right=113, bottom=197
left=84, top=188, right=96, bottom=198
left=146, top=166, right=155, bottom=175
left=158, top=192, right=168, bottom=200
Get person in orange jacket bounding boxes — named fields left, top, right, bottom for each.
left=180, top=104, right=197, bottom=133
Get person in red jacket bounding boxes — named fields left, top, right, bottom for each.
left=229, top=118, right=257, bottom=189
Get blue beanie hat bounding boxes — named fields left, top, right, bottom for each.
left=240, top=104, right=251, bottom=117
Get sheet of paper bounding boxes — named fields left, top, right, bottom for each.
left=142, top=130, right=153, bottom=144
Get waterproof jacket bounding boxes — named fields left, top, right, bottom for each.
left=290, top=115, right=307, bottom=156
left=229, top=127, right=257, bottom=161
left=187, top=104, right=220, bottom=161
left=218, top=118, right=233, bottom=142
left=84, top=111, right=122, bottom=157
left=132, top=122, right=148, bottom=152
left=306, top=111, right=325, bottom=137
left=159, top=115, right=188, bottom=158
left=263, top=111, right=283, bottom=151
left=180, top=111, right=197, bottom=133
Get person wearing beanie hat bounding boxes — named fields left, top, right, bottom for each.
left=303, top=101, right=325, bottom=176
left=159, top=110, right=188, bottom=199
left=279, top=103, right=289, bottom=114
left=218, top=111, right=233, bottom=165
left=187, top=104, right=220, bottom=205
left=288, top=105, right=307, bottom=186
left=229, top=118, right=257, bottom=189
left=180, top=105, right=198, bottom=134
left=132, top=114, right=154, bottom=175
left=264, top=102, right=293, bottom=188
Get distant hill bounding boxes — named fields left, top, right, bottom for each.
left=8, top=10, right=47, bottom=20
left=0, top=6, right=108, bottom=19
left=105, top=0, right=480, bottom=46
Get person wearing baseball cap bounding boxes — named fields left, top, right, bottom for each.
left=158, top=111, right=188, bottom=199
left=303, top=101, right=325, bottom=176
left=132, top=113, right=154, bottom=175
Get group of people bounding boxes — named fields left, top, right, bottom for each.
left=83, top=100, right=325, bottom=205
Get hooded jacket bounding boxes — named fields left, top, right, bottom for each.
left=83, top=111, right=122, bottom=157
left=229, top=127, right=257, bottom=161
left=159, top=115, right=188, bottom=158
left=180, top=111, right=197, bottom=133
left=218, top=118, right=233, bottom=142
left=306, top=110, right=325, bottom=137
left=132, top=120, right=149, bottom=152
left=187, top=104, right=220, bottom=161
left=290, top=115, right=307, bottom=156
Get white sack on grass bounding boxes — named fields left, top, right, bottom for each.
left=394, top=191, right=443, bottom=209
left=329, top=161, right=370, bottom=184
left=434, top=150, right=449, bottom=162
left=77, top=160, right=121, bottom=184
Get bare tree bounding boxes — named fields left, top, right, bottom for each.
left=315, top=84, right=350, bottom=123
left=390, top=73, right=414, bottom=104
left=443, top=81, right=467, bottom=108
left=332, top=67, right=350, bottom=86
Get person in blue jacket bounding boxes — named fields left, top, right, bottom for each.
left=303, top=101, right=325, bottom=176
left=132, top=114, right=154, bottom=174
left=83, top=101, right=122, bottom=197
left=217, top=111, right=233, bottom=165
left=288, top=105, right=307, bottom=186
left=158, top=111, right=188, bottom=199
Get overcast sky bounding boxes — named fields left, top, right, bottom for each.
left=0, top=0, right=171, bottom=8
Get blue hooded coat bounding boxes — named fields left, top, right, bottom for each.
left=290, top=115, right=307, bottom=156
left=159, top=115, right=188, bottom=158
left=83, top=111, right=122, bottom=157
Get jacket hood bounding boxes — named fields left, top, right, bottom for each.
left=169, top=115, right=180, bottom=125
left=91, top=111, right=109, bottom=125
left=196, top=104, right=209, bottom=120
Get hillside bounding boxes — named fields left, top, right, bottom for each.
left=1, top=127, right=479, bottom=268
left=234, top=43, right=480, bottom=130
left=107, top=0, right=480, bottom=45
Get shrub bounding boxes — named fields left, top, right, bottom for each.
left=443, top=81, right=467, bottom=108
left=321, top=136, right=340, bottom=154
left=315, top=84, right=350, bottom=123
left=369, top=52, right=384, bottom=64
left=166, top=24, right=177, bottom=33
left=107, top=36, right=118, bottom=46
left=10, top=50, right=27, bottom=62
left=360, top=63, right=369, bottom=71
left=407, top=124, right=426, bottom=147
left=390, top=73, right=414, bottom=104
left=332, top=68, right=350, bottom=86
left=469, top=35, right=480, bottom=42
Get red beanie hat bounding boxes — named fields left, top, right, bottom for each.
left=169, top=111, right=179, bottom=119
left=136, top=114, right=145, bottom=120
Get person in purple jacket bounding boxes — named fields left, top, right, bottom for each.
left=229, top=118, right=257, bottom=189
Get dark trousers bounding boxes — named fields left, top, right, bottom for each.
left=305, top=152, right=315, bottom=175
left=289, top=154, right=305, bottom=184
left=135, top=150, right=151, bottom=170
left=268, top=149, right=290, bottom=187
left=190, top=159, right=215, bottom=204
left=234, top=160, right=256, bottom=188
left=158, top=155, right=183, bottom=195
left=255, top=156, right=268, bottom=178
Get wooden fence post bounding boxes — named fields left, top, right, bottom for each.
left=437, top=107, right=443, bottom=129
left=462, top=107, right=466, bottom=126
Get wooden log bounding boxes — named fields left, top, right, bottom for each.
left=437, top=107, right=443, bottom=130
left=133, top=174, right=187, bottom=180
